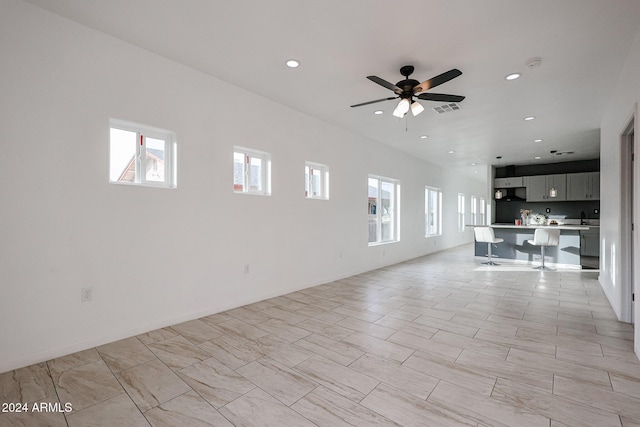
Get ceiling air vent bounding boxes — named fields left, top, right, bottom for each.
left=433, top=103, right=462, bottom=114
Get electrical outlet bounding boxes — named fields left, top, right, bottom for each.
left=594, top=208, right=599, bottom=215
left=545, top=208, right=551, bottom=213
left=244, top=264, right=250, bottom=274
left=81, top=287, right=93, bottom=302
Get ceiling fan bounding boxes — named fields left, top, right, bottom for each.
left=351, top=65, right=465, bottom=118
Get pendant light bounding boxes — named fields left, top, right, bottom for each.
left=494, top=156, right=503, bottom=200
left=549, top=150, right=558, bottom=197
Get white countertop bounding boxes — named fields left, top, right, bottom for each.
left=489, top=223, right=590, bottom=231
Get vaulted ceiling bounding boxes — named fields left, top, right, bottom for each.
left=24, top=0, right=640, bottom=177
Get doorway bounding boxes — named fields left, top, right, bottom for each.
left=621, top=115, right=635, bottom=323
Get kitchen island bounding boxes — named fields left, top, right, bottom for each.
left=474, top=223, right=594, bottom=267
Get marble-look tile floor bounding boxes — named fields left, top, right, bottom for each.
left=1, top=244, right=638, bottom=426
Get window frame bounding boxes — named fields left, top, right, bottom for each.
left=425, top=186, right=442, bottom=237
left=470, top=195, right=477, bottom=225
left=233, top=146, right=272, bottom=196
left=479, top=197, right=486, bottom=225
left=109, top=119, right=177, bottom=188
left=458, top=193, right=466, bottom=232
left=368, top=175, right=401, bottom=246
left=305, top=161, right=330, bottom=200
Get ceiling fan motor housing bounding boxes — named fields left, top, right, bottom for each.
left=398, top=65, right=419, bottom=97
left=397, top=79, right=420, bottom=97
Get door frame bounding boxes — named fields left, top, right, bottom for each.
left=620, top=105, right=636, bottom=323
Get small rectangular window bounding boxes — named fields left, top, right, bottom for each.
left=470, top=196, right=477, bottom=225
left=234, top=147, right=271, bottom=195
left=479, top=197, right=486, bottom=225
left=305, top=162, right=329, bottom=199
left=109, top=119, right=176, bottom=188
left=425, top=187, right=442, bottom=237
left=458, top=193, right=465, bottom=232
left=368, top=175, right=400, bottom=245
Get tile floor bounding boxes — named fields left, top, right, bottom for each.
left=1, top=244, right=638, bottom=426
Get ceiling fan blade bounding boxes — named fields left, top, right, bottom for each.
left=367, top=76, right=403, bottom=94
left=417, top=93, right=465, bottom=103
left=414, top=69, right=462, bottom=93
left=350, top=97, right=398, bottom=108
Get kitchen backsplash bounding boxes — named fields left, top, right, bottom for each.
left=494, top=200, right=600, bottom=223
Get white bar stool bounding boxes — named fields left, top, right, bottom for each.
left=527, top=228, right=560, bottom=270
left=474, top=227, right=504, bottom=265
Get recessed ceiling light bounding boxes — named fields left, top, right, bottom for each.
left=535, top=156, right=541, bottom=159
left=471, top=163, right=477, bottom=166
left=474, top=170, right=479, bottom=174
left=420, top=135, right=428, bottom=139
left=524, top=116, right=536, bottom=121
left=448, top=150, right=455, bottom=154
left=374, top=110, right=384, bottom=115
left=534, top=139, right=543, bottom=142
left=505, top=73, right=521, bottom=80
left=286, top=59, right=300, bottom=68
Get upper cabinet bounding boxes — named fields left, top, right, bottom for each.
left=567, top=172, right=600, bottom=200
left=494, top=177, right=524, bottom=188
left=525, top=174, right=567, bottom=202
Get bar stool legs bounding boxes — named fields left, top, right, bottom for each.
left=483, top=242, right=499, bottom=265
left=533, top=245, right=553, bottom=270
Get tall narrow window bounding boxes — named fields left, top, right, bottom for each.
left=305, top=162, right=329, bottom=199
left=479, top=197, right=486, bottom=225
left=425, top=186, right=442, bottom=237
left=368, top=175, right=400, bottom=245
left=109, top=119, right=176, bottom=188
left=470, top=196, right=477, bottom=225
left=458, top=193, right=465, bottom=232
left=233, top=147, right=271, bottom=195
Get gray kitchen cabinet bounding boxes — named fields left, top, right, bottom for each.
left=580, top=228, right=600, bottom=257
left=494, top=177, right=524, bottom=188
left=567, top=172, right=600, bottom=201
left=525, top=175, right=547, bottom=201
left=525, top=174, right=566, bottom=202
left=591, top=172, right=600, bottom=199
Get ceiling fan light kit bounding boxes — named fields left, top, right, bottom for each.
left=351, top=65, right=465, bottom=120
left=410, top=101, right=424, bottom=116
left=393, top=98, right=411, bottom=118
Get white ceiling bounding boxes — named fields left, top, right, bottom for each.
left=24, top=0, right=640, bottom=176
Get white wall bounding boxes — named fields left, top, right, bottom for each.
left=600, top=26, right=640, bottom=355
left=0, top=0, right=484, bottom=372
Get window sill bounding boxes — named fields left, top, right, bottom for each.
left=234, top=191, right=271, bottom=196
left=109, top=181, right=176, bottom=189
left=368, top=240, right=399, bottom=247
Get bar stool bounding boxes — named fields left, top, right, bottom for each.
left=474, top=227, right=504, bottom=265
left=527, top=229, right=560, bottom=270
